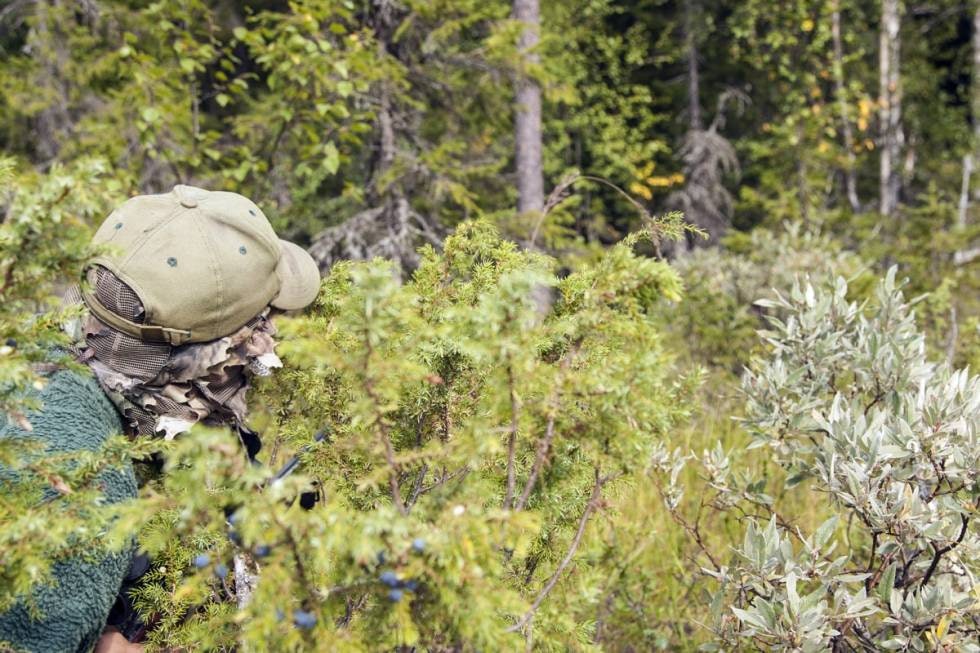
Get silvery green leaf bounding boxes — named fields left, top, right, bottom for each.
left=786, top=571, right=800, bottom=615
left=731, top=607, right=770, bottom=631
left=877, top=563, right=896, bottom=606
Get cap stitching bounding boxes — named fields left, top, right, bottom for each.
left=116, top=202, right=183, bottom=270
left=193, top=210, right=224, bottom=338
left=200, top=192, right=280, bottom=255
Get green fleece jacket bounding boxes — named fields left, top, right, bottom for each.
left=0, top=369, right=137, bottom=653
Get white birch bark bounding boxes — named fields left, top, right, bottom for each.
left=831, top=0, right=861, bottom=212
left=878, top=0, right=903, bottom=217
left=514, top=0, right=544, bottom=215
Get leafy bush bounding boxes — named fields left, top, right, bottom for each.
left=656, top=269, right=980, bottom=651
left=113, top=221, right=694, bottom=650
left=669, top=225, right=868, bottom=371
left=0, top=158, right=149, bottom=611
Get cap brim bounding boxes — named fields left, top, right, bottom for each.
left=272, top=240, right=321, bottom=311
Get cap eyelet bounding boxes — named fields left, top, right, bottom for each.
left=248, top=209, right=256, bottom=216
left=114, top=222, right=123, bottom=230
left=239, top=246, right=247, bottom=255
left=167, top=257, right=178, bottom=267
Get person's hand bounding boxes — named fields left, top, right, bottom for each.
left=94, top=627, right=143, bottom=653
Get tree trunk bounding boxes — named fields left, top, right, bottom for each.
left=954, top=0, right=980, bottom=266
left=685, top=0, right=703, bottom=132
left=878, top=0, right=903, bottom=217
left=514, top=0, right=544, bottom=214
left=972, top=1, right=980, bottom=205
left=796, top=122, right=811, bottom=225
left=831, top=0, right=861, bottom=212
left=34, top=0, right=72, bottom=162
left=378, top=84, right=396, bottom=182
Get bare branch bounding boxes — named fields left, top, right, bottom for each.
left=513, top=412, right=555, bottom=512
left=514, top=347, right=576, bottom=511
left=953, top=245, right=980, bottom=266
left=919, top=515, right=969, bottom=589
left=504, top=359, right=520, bottom=509
left=507, top=470, right=607, bottom=633
left=362, top=331, right=407, bottom=515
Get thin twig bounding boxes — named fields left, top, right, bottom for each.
left=507, top=469, right=607, bottom=633
left=514, top=348, right=576, bottom=511
left=362, top=332, right=407, bottom=515
left=415, top=466, right=469, bottom=497
left=919, top=515, right=969, bottom=588
left=513, top=412, right=556, bottom=511
left=273, top=514, right=316, bottom=608
left=407, top=462, right=429, bottom=508
left=652, top=475, right=722, bottom=572
left=528, top=174, right=653, bottom=249
left=504, top=358, right=520, bottom=509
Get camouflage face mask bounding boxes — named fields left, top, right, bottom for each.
left=63, top=268, right=281, bottom=438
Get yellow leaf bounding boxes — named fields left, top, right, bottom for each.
left=859, top=98, right=874, bottom=119
left=633, top=161, right=655, bottom=179
left=936, top=614, right=951, bottom=640
left=629, top=182, right=653, bottom=200
left=802, top=18, right=815, bottom=32
left=645, top=175, right=679, bottom=188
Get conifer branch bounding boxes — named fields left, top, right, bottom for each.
left=362, top=330, right=407, bottom=515
left=504, top=358, right=520, bottom=510
left=514, top=347, right=576, bottom=511
left=513, top=411, right=555, bottom=512
left=507, top=469, right=607, bottom=633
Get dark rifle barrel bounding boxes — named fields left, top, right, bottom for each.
left=269, top=430, right=329, bottom=483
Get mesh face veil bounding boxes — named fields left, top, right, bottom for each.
left=65, top=267, right=281, bottom=438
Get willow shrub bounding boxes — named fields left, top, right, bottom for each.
left=655, top=270, right=980, bottom=652
left=115, top=221, right=695, bottom=651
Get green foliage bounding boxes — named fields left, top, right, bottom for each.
left=0, top=156, right=129, bottom=422
left=3, top=0, right=980, bottom=650
left=0, top=158, right=152, bottom=615
left=658, top=271, right=980, bottom=651
left=110, top=221, right=691, bottom=650
left=669, top=224, right=869, bottom=370
left=839, top=183, right=980, bottom=366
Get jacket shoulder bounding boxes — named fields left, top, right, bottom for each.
left=0, top=367, right=136, bottom=653
left=21, top=368, right=124, bottom=453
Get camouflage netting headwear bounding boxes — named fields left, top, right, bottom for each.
left=64, top=266, right=281, bottom=438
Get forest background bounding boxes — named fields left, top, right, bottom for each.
left=2, top=0, right=980, bottom=651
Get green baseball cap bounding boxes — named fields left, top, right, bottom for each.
left=82, top=184, right=321, bottom=345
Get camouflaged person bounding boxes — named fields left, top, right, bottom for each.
left=0, top=185, right=321, bottom=653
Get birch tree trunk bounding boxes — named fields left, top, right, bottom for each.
left=514, top=0, right=544, bottom=215
left=878, top=0, right=903, bottom=217
left=953, top=0, right=980, bottom=267
left=831, top=0, right=861, bottom=212
left=972, top=0, right=980, bottom=205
